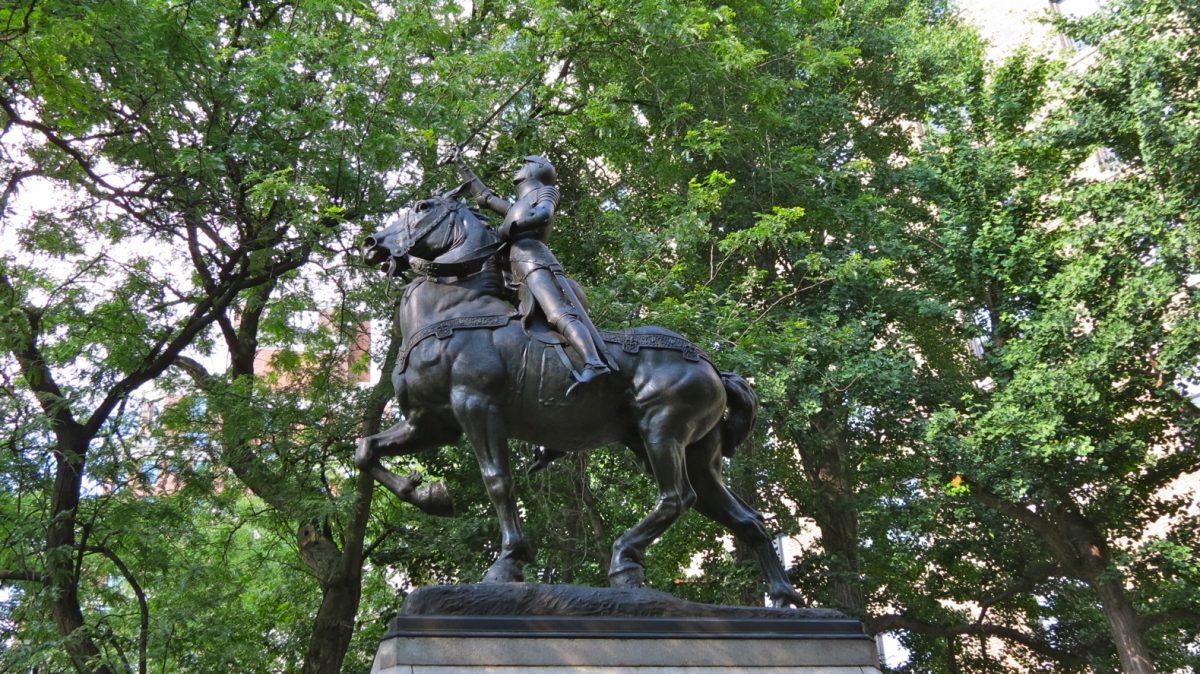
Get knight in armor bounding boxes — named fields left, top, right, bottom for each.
left=453, top=154, right=616, bottom=386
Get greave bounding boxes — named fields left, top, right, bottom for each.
left=560, top=318, right=609, bottom=371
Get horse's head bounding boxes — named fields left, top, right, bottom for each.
left=362, top=190, right=466, bottom=277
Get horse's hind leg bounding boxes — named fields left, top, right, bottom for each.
left=686, top=432, right=806, bottom=607
left=609, top=416, right=695, bottom=589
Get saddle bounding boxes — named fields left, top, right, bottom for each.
left=522, top=310, right=713, bottom=395
left=523, top=314, right=587, bottom=384
left=394, top=303, right=712, bottom=377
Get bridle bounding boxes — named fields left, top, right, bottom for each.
left=391, top=198, right=505, bottom=279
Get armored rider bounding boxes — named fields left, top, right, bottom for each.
left=453, top=154, right=616, bottom=386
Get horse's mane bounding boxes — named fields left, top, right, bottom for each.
left=469, top=257, right=509, bottom=298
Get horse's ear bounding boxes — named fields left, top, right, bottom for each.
left=443, top=181, right=472, bottom=201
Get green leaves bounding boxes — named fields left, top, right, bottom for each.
left=3, top=0, right=1197, bottom=672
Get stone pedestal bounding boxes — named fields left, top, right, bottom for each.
left=370, top=614, right=882, bottom=674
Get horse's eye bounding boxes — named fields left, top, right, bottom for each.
left=416, top=201, right=430, bottom=212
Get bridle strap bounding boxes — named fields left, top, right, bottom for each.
left=407, top=239, right=506, bottom=278
left=401, top=204, right=456, bottom=253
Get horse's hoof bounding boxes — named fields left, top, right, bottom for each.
left=413, top=482, right=454, bottom=517
left=768, top=589, right=807, bottom=608
left=482, top=559, right=524, bottom=584
left=526, top=446, right=566, bottom=474
left=607, top=566, right=645, bottom=589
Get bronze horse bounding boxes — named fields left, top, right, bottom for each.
left=357, top=193, right=803, bottom=606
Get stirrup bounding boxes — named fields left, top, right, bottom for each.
left=566, top=363, right=611, bottom=395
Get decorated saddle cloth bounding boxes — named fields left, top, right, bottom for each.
left=521, top=315, right=713, bottom=405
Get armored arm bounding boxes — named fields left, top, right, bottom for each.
left=453, top=158, right=511, bottom=216
left=502, top=185, right=560, bottom=239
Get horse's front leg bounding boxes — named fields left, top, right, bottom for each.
left=356, top=410, right=462, bottom=466
left=356, top=415, right=459, bottom=517
left=453, top=389, right=534, bottom=583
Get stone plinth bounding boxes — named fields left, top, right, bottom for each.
left=370, top=613, right=881, bottom=674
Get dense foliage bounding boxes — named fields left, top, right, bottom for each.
left=1, top=1, right=1196, bottom=673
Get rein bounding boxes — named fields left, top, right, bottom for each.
left=407, top=240, right=506, bottom=278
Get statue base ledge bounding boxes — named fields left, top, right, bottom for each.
left=399, top=582, right=846, bottom=619
left=371, top=584, right=880, bottom=674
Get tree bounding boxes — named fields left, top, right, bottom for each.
left=5, top=0, right=1194, bottom=672
left=909, top=3, right=1200, bottom=669
left=0, top=1, right=452, bottom=671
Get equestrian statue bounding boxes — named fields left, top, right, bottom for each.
left=356, top=155, right=804, bottom=607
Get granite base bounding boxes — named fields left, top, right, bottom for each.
left=370, top=613, right=881, bottom=674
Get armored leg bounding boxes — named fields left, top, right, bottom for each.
left=554, top=271, right=619, bottom=374
left=525, top=267, right=612, bottom=383
left=560, top=318, right=611, bottom=383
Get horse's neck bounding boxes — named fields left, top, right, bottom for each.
left=412, top=212, right=496, bottom=265
left=415, top=215, right=464, bottom=258
left=400, top=264, right=511, bottom=325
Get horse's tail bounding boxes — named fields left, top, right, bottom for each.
left=719, top=372, right=758, bottom=458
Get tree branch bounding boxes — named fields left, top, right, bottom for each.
left=0, top=92, right=146, bottom=201
left=0, top=569, right=47, bottom=583
left=82, top=246, right=310, bottom=439
left=1139, top=608, right=1200, bottom=631
left=971, top=484, right=1084, bottom=577
left=868, top=614, right=1088, bottom=669
left=172, top=355, right=213, bottom=384
left=0, top=0, right=37, bottom=43
left=228, top=277, right=277, bottom=375
left=975, top=561, right=1059, bottom=623
left=0, top=269, right=83, bottom=435
left=88, top=545, right=149, bottom=674
left=1, top=168, right=38, bottom=220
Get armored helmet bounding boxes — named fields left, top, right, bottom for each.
left=513, top=155, right=557, bottom=185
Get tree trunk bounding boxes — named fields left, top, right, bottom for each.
left=974, top=489, right=1158, bottom=673
left=1096, top=578, right=1157, bottom=674
left=47, top=430, right=117, bottom=674
left=299, top=325, right=403, bottom=674
left=1056, top=502, right=1157, bottom=674
left=4, top=277, right=116, bottom=674
left=302, top=587, right=360, bottom=673
left=300, top=472, right=369, bottom=671
left=816, top=506, right=863, bottom=612
left=801, top=399, right=864, bottom=613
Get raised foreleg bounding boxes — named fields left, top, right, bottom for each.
left=356, top=412, right=461, bottom=465
left=356, top=415, right=459, bottom=517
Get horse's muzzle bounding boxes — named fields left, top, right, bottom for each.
left=362, top=219, right=408, bottom=267
left=362, top=241, right=390, bottom=266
